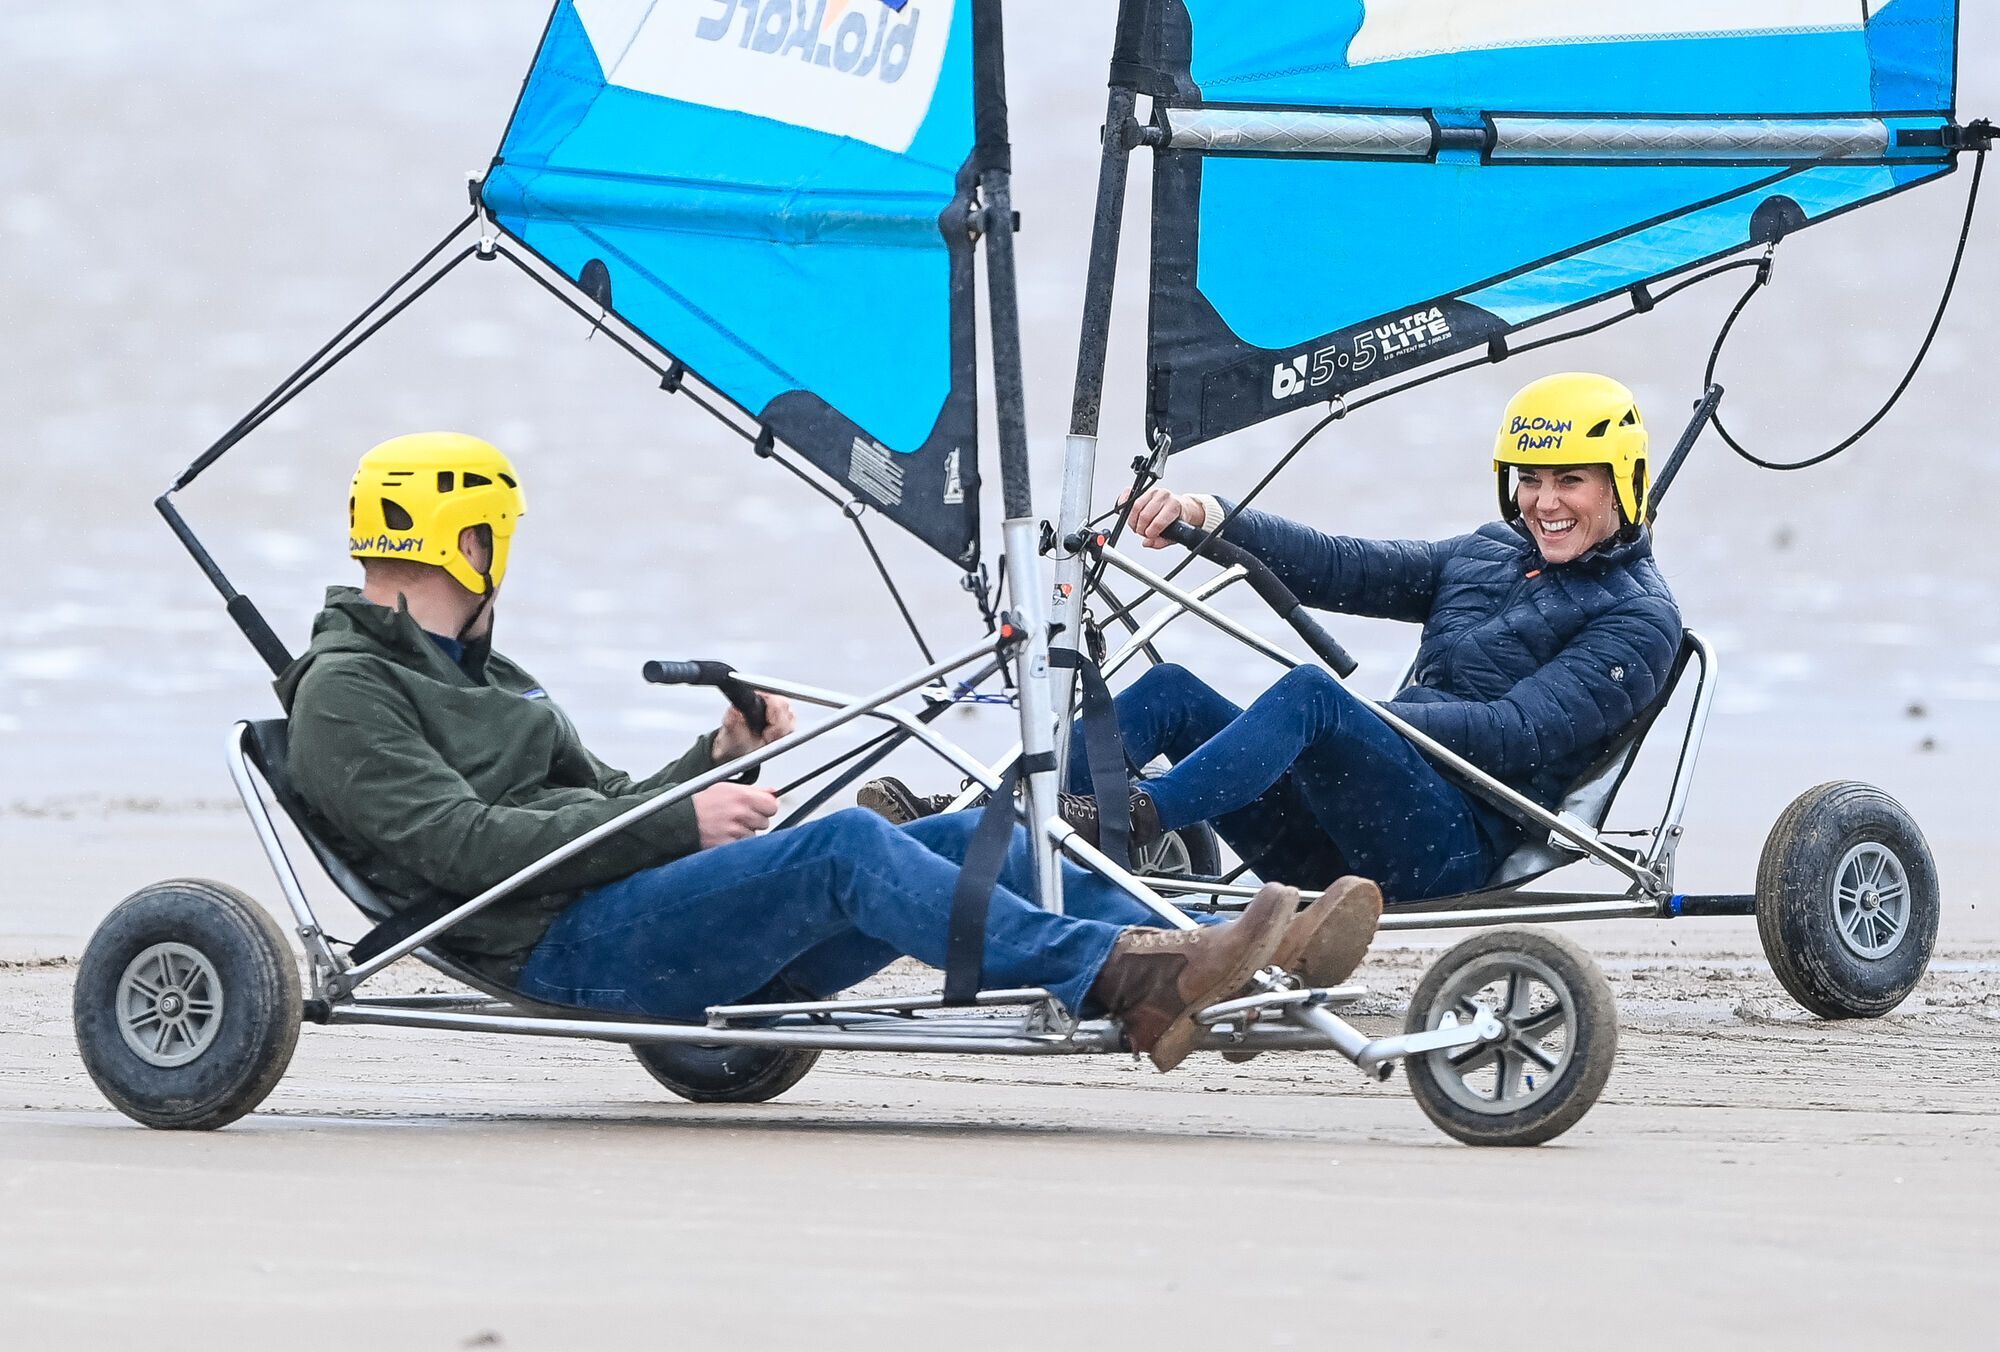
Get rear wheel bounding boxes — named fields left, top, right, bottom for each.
left=74, top=880, right=302, bottom=1130
left=1757, top=781, right=1938, bottom=1018
left=1402, top=928, right=1617, bottom=1147
left=632, top=1043, right=819, bottom=1104
left=1134, top=821, right=1223, bottom=880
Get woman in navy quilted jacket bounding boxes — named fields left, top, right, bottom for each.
left=1053, top=371, right=1685, bottom=902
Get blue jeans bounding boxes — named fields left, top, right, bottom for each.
left=516, top=808, right=1196, bottom=1021
left=1069, top=663, right=1494, bottom=901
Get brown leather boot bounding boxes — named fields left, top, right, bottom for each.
left=1274, top=875, right=1382, bottom=988
left=1089, top=883, right=1293, bottom=1071
left=1220, top=876, right=1382, bottom=1064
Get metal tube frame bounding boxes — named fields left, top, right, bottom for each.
left=1103, top=601, right=1728, bottom=929
left=1092, top=543, right=1664, bottom=889
left=225, top=665, right=1499, bottom=1070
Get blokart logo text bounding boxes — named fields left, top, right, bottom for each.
left=1272, top=305, right=1455, bottom=401
left=697, top=0, right=926, bottom=83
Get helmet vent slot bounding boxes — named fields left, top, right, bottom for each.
left=462, top=471, right=493, bottom=488
left=437, top=471, right=455, bottom=493
left=1621, top=408, right=1639, bottom=426
left=381, top=499, right=414, bottom=532
left=1587, top=419, right=1611, bottom=438
left=498, top=473, right=517, bottom=488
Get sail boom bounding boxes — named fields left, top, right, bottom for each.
left=1490, top=117, right=1896, bottom=163
left=1162, top=108, right=1433, bottom=158
left=1162, top=108, right=1923, bottom=164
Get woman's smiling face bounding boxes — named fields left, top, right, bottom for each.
left=1514, top=464, right=1621, bottom=564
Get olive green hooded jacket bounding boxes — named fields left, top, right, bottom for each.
left=273, top=588, right=719, bottom=978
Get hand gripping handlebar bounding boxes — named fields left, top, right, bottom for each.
left=1162, top=520, right=1360, bottom=678
left=641, top=659, right=769, bottom=735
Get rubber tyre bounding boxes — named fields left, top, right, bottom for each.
left=632, top=1043, right=820, bottom=1104
left=1135, top=821, right=1223, bottom=881
left=73, top=879, right=302, bottom=1130
left=1756, top=781, right=1939, bottom=1019
left=1402, top=928, right=1617, bottom=1148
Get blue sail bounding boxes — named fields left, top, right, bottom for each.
left=483, top=0, right=981, bottom=566
left=1141, top=0, right=1965, bottom=450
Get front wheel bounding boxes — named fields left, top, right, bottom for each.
left=1401, top=928, right=1617, bottom=1147
left=1756, top=781, right=1939, bottom=1019
left=632, top=1042, right=819, bottom=1104
left=73, top=880, right=302, bottom=1130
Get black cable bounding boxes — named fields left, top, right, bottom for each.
left=1082, top=251, right=1780, bottom=631
left=494, top=245, right=761, bottom=444
left=173, top=211, right=480, bottom=491
left=1704, top=148, right=1987, bottom=471
left=500, top=242, right=940, bottom=662
left=846, top=507, right=936, bottom=664
left=201, top=244, right=482, bottom=472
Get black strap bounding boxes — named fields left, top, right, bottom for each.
left=348, top=897, right=462, bottom=965
left=943, top=766, right=1023, bottom=1005
left=1050, top=649, right=1132, bottom=868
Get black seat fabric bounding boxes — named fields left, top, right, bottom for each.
left=243, top=720, right=405, bottom=927
left=1480, top=631, right=1698, bottom=888
left=241, top=719, right=554, bottom=1008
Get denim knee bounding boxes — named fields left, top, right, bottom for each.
left=810, top=806, right=905, bottom=853
left=1130, top=661, right=1199, bottom=701
left=1266, top=662, right=1359, bottom=729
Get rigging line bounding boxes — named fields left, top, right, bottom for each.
left=184, top=243, right=483, bottom=488
left=1705, top=148, right=1987, bottom=472
left=1137, top=252, right=1792, bottom=596
left=752, top=434, right=851, bottom=510
left=1081, top=450, right=1164, bottom=601
left=846, top=507, right=937, bottom=663
left=773, top=725, right=907, bottom=798
left=493, top=243, right=946, bottom=657
left=773, top=651, right=1013, bottom=827
left=491, top=245, right=759, bottom=443
left=172, top=210, right=480, bottom=490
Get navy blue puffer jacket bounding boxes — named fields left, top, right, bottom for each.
left=1219, top=508, right=1683, bottom=848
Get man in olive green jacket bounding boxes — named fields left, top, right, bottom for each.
left=277, top=435, right=1376, bottom=1071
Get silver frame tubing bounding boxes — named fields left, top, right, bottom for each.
left=335, top=635, right=1014, bottom=986
left=1094, top=544, right=1661, bottom=890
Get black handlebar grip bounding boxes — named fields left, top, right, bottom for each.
left=642, top=660, right=706, bottom=685
left=1284, top=608, right=1360, bottom=680
left=1162, top=522, right=1359, bottom=678
left=642, top=659, right=769, bottom=735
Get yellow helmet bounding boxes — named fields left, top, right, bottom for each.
left=348, top=433, right=527, bottom=594
left=1493, top=373, right=1650, bottom=527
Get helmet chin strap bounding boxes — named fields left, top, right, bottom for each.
left=456, top=571, right=497, bottom=642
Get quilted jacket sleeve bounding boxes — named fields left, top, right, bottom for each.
left=1218, top=505, right=1453, bottom=623
left=1384, top=602, right=1682, bottom=782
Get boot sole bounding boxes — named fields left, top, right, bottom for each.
left=1220, top=878, right=1383, bottom=1065
left=1280, top=876, right=1384, bottom=989
left=856, top=780, right=925, bottom=826
left=1147, top=885, right=1294, bottom=1072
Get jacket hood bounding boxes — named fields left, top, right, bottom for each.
left=272, top=587, right=477, bottom=708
